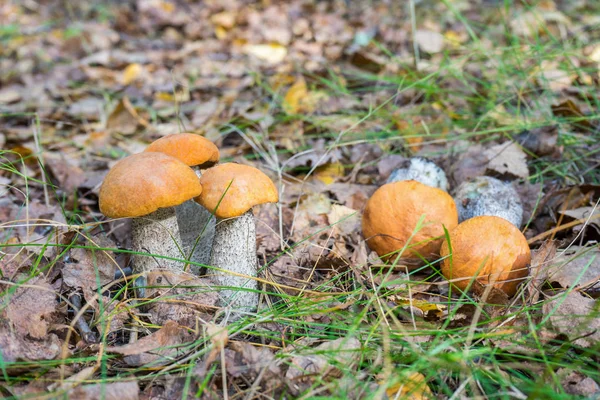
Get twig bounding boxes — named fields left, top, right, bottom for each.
left=69, top=293, right=98, bottom=344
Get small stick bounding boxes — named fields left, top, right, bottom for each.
left=527, top=213, right=600, bottom=245
left=69, top=294, right=98, bottom=344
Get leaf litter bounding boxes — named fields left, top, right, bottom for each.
left=2, top=0, right=600, bottom=398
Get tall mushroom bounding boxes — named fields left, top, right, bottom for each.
left=145, top=133, right=220, bottom=272
left=194, top=163, right=278, bottom=312
left=99, top=152, right=202, bottom=273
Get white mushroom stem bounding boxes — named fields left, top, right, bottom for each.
left=209, top=211, right=258, bottom=312
left=176, top=168, right=216, bottom=274
left=131, top=207, right=185, bottom=273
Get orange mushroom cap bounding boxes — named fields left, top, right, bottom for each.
left=145, top=133, right=219, bottom=167
left=195, top=163, right=278, bottom=219
left=362, top=180, right=458, bottom=266
left=440, top=215, right=531, bottom=296
left=99, top=152, right=202, bottom=218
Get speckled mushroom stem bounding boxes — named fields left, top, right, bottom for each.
left=209, top=211, right=258, bottom=312
left=131, top=207, right=185, bottom=273
left=176, top=169, right=216, bottom=274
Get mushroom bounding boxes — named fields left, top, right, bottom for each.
left=145, top=133, right=220, bottom=272
left=99, top=152, right=202, bottom=273
left=386, top=157, right=449, bottom=191
left=440, top=215, right=530, bottom=296
left=194, top=163, right=278, bottom=311
left=452, top=176, right=523, bottom=228
left=362, top=180, right=458, bottom=268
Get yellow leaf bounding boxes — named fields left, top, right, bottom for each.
left=243, top=43, right=287, bottom=64
left=155, top=92, right=175, bottom=102
left=391, top=296, right=446, bottom=314
left=283, top=78, right=308, bottom=114
left=159, top=1, right=175, bottom=13
left=385, top=372, right=433, bottom=400
left=210, top=11, right=236, bottom=29
left=214, top=25, right=228, bottom=40
left=121, top=63, right=143, bottom=85
left=314, top=162, right=345, bottom=185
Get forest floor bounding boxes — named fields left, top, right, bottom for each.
left=2, top=0, right=600, bottom=399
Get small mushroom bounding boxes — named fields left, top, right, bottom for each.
left=145, top=133, right=220, bottom=272
left=453, top=176, right=523, bottom=228
left=386, top=157, right=449, bottom=191
left=99, top=152, right=202, bottom=273
left=195, top=163, right=278, bottom=312
left=440, top=215, right=530, bottom=296
left=362, top=180, right=458, bottom=268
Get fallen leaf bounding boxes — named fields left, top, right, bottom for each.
left=106, top=97, right=148, bottom=136
left=0, top=85, right=23, bottom=104
left=106, top=320, right=192, bottom=366
left=283, top=78, right=309, bottom=114
left=543, top=291, right=600, bottom=347
left=222, top=342, right=281, bottom=391
left=414, top=29, right=444, bottom=54
left=121, top=63, right=144, bottom=85
left=327, top=204, right=360, bottom=236
left=144, top=270, right=218, bottom=327
left=385, top=371, right=433, bottom=400
left=313, top=162, right=345, bottom=185
left=243, top=43, right=287, bottom=64
left=546, top=246, right=600, bottom=289
left=0, top=321, right=62, bottom=362
left=67, top=381, right=139, bottom=400
left=551, top=99, right=593, bottom=131
left=4, top=275, right=57, bottom=339
left=515, top=125, right=559, bottom=157
left=483, top=142, right=529, bottom=180
left=559, top=369, right=600, bottom=396
left=285, top=337, right=361, bottom=395
left=63, top=237, right=118, bottom=309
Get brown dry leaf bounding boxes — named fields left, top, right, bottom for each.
left=515, top=125, right=559, bottom=157
left=0, top=320, right=62, bottom=362
left=385, top=372, right=433, bottom=400
left=526, top=240, right=558, bottom=302
left=223, top=342, right=281, bottom=390
left=285, top=337, right=361, bottom=395
left=483, top=142, right=529, bottom=180
left=67, top=381, right=139, bottom=400
left=450, top=143, right=489, bottom=184
left=106, top=320, right=192, bottom=366
left=551, top=99, right=594, bottom=131
left=284, top=139, right=343, bottom=170
left=559, top=206, right=600, bottom=231
left=546, top=246, right=600, bottom=289
left=63, top=237, right=117, bottom=308
left=45, top=153, right=86, bottom=193
left=4, top=275, right=57, bottom=339
left=543, top=291, right=600, bottom=347
left=559, top=369, right=600, bottom=397
left=106, top=97, right=148, bottom=135
left=144, top=270, right=218, bottom=327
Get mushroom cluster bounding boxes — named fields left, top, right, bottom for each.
left=363, top=157, right=531, bottom=297
left=99, top=133, right=278, bottom=313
